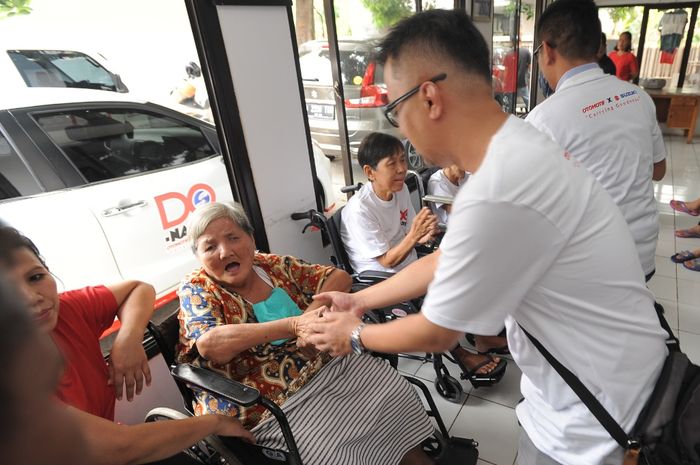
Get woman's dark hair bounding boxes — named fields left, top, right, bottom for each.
left=358, top=132, right=405, bottom=170
left=377, top=9, right=491, bottom=83
left=537, top=0, right=601, bottom=61
left=620, top=31, right=632, bottom=52
left=0, top=227, right=46, bottom=269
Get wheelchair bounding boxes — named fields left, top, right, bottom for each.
left=290, top=173, right=506, bottom=402
left=145, top=309, right=480, bottom=465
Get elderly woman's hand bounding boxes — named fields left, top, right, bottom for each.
left=291, top=307, right=326, bottom=349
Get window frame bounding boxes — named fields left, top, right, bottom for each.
left=20, top=102, right=222, bottom=189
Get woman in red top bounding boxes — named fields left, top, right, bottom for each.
left=0, top=226, right=252, bottom=465
left=608, top=31, right=639, bottom=82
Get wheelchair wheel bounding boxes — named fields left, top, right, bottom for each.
left=434, top=375, right=463, bottom=404
left=145, top=408, right=243, bottom=465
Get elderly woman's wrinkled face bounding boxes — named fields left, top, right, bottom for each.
left=4, top=248, right=60, bottom=334
left=195, top=217, right=256, bottom=288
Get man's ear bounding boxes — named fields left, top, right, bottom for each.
left=542, top=41, right=557, bottom=66
left=421, top=80, right=443, bottom=122
left=362, top=164, right=374, bottom=181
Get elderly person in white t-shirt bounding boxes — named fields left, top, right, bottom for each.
left=308, top=6, right=667, bottom=465
left=427, top=165, right=469, bottom=224
left=341, top=131, right=507, bottom=387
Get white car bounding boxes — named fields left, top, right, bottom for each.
left=1, top=47, right=129, bottom=92
left=0, top=88, right=334, bottom=297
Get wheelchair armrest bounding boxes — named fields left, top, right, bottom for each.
left=356, top=270, right=395, bottom=283
left=171, top=364, right=261, bottom=407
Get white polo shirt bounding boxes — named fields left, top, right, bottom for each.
left=427, top=169, right=469, bottom=224
left=422, top=116, right=667, bottom=465
left=526, top=66, right=665, bottom=276
left=341, top=183, right=417, bottom=273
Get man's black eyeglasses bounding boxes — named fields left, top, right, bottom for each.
left=383, top=73, right=447, bottom=128
left=533, top=42, right=555, bottom=57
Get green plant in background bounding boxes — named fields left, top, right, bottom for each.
left=607, top=6, right=641, bottom=38
left=361, top=0, right=411, bottom=30
left=504, top=1, right=534, bottom=21
left=0, top=0, right=31, bottom=19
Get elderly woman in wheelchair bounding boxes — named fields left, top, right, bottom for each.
left=177, top=201, right=439, bottom=465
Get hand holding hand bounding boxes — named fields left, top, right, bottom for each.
left=307, top=311, right=363, bottom=356
left=313, top=291, right=366, bottom=318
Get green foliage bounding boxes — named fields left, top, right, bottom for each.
left=361, top=0, right=412, bottom=30
left=504, top=1, right=534, bottom=21
left=0, top=0, right=32, bottom=19
left=606, top=6, right=641, bottom=37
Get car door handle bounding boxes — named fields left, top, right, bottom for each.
left=101, top=200, right=148, bottom=217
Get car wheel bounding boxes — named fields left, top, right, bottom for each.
left=405, top=140, right=424, bottom=171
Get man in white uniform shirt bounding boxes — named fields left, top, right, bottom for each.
left=308, top=8, right=667, bottom=465
left=526, top=0, right=666, bottom=281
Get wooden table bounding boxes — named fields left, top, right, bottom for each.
left=646, top=87, right=700, bottom=144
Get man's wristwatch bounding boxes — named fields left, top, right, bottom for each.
left=350, top=323, right=367, bottom=355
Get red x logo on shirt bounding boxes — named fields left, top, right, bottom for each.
left=400, top=209, right=408, bottom=223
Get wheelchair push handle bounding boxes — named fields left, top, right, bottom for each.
left=341, top=183, right=363, bottom=194
left=291, top=210, right=315, bottom=221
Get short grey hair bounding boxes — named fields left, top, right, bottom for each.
left=187, top=201, right=254, bottom=254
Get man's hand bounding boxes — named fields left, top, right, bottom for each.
left=308, top=311, right=362, bottom=356
left=214, top=416, right=255, bottom=444
left=313, top=291, right=366, bottom=318
left=108, top=334, right=152, bottom=401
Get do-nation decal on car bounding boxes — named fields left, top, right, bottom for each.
left=155, top=183, right=216, bottom=250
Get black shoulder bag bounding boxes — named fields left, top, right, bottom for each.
left=518, top=308, right=700, bottom=465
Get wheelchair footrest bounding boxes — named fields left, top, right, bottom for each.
left=436, top=437, right=479, bottom=465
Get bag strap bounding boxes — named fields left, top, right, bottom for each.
left=517, top=324, right=633, bottom=450
left=653, top=302, right=680, bottom=352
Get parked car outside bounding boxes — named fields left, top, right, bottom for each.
left=299, top=39, right=417, bottom=165
left=0, top=88, right=334, bottom=297
left=2, top=47, right=129, bottom=93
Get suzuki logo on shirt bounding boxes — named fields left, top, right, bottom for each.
left=400, top=209, right=408, bottom=226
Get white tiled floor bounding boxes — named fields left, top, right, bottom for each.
left=397, top=134, right=700, bottom=465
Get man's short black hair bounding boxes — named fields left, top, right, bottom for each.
left=376, top=9, right=491, bottom=83
left=358, top=132, right=405, bottom=170
left=537, top=0, right=601, bottom=61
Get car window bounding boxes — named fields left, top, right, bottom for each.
left=33, top=108, right=217, bottom=183
left=299, top=46, right=371, bottom=86
left=8, top=50, right=117, bottom=91
left=0, top=131, right=40, bottom=200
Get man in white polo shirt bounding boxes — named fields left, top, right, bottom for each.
left=307, top=8, right=668, bottom=465
left=526, top=0, right=666, bottom=282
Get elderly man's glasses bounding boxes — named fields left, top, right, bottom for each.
left=383, top=73, right=447, bottom=128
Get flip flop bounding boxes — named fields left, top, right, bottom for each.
left=670, top=200, right=700, bottom=216
left=683, top=258, right=700, bottom=271
left=459, top=356, right=507, bottom=389
left=672, top=250, right=700, bottom=263
left=675, top=228, right=700, bottom=238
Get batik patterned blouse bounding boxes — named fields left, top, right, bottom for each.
left=176, top=253, right=334, bottom=428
